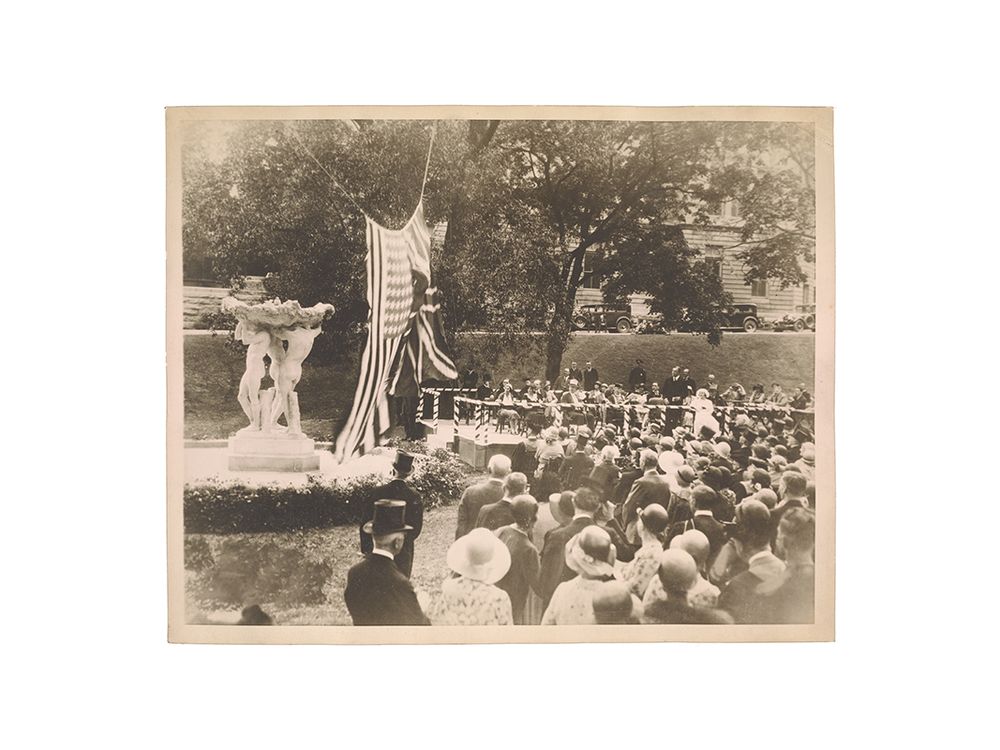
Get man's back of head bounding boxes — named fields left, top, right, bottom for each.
left=504, top=472, right=528, bottom=498
left=640, top=449, right=659, bottom=472
left=510, top=494, right=539, bottom=530
left=658, top=549, right=698, bottom=596
left=573, top=486, right=602, bottom=515
left=779, top=471, right=808, bottom=500
left=670, top=529, right=711, bottom=571
left=488, top=453, right=512, bottom=480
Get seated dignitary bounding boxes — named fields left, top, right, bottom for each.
left=344, top=500, right=429, bottom=626
left=430, top=528, right=513, bottom=626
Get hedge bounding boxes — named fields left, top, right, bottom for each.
left=184, top=444, right=472, bottom=534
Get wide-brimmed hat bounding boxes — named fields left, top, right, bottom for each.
left=550, top=491, right=576, bottom=525
left=446, top=528, right=511, bottom=584
left=362, top=499, right=413, bottom=535
left=565, top=526, right=616, bottom=578
left=392, top=450, right=415, bottom=474
left=713, top=441, right=732, bottom=459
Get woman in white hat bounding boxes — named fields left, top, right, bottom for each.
left=429, top=528, right=513, bottom=626
left=541, top=526, right=640, bottom=625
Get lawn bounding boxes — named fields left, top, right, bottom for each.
left=184, top=331, right=815, bottom=439
left=185, top=504, right=460, bottom=625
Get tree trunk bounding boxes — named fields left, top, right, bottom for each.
left=543, top=250, right=585, bottom=380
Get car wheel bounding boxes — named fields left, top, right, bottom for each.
left=616, top=318, right=633, bottom=333
left=805, top=315, right=816, bottom=329
left=572, top=315, right=587, bottom=330
left=743, top=318, right=759, bottom=333
left=793, top=319, right=805, bottom=332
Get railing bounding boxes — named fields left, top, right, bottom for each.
left=443, top=394, right=813, bottom=447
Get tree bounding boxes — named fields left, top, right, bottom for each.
left=183, top=118, right=815, bottom=376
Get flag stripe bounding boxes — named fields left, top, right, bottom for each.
left=336, top=202, right=458, bottom=461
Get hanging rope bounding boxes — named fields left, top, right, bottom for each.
left=286, top=125, right=367, bottom=216
left=419, top=122, right=437, bottom=203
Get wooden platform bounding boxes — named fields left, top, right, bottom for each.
left=425, top=420, right=524, bottom=470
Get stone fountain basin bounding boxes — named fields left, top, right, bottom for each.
left=221, top=296, right=334, bottom=329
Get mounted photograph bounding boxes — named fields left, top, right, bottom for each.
left=166, top=105, right=834, bottom=643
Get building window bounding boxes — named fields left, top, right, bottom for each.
left=729, top=200, right=741, bottom=218
left=704, top=245, right=723, bottom=279
left=581, top=250, right=600, bottom=289
left=750, top=278, right=768, bottom=297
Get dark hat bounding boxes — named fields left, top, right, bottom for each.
left=362, top=499, right=413, bottom=535
left=628, top=437, right=644, bottom=450
left=732, top=499, right=771, bottom=542
left=393, top=450, right=415, bottom=474
left=676, top=465, right=697, bottom=485
left=640, top=503, right=670, bottom=535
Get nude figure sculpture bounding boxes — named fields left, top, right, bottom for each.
left=234, top=321, right=274, bottom=431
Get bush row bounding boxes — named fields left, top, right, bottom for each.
left=184, top=445, right=472, bottom=534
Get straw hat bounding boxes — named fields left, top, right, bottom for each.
left=446, top=528, right=511, bottom=584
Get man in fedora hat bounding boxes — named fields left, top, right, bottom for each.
left=361, top=450, right=423, bottom=577
left=344, top=500, right=429, bottom=626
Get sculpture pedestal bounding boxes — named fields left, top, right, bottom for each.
left=227, top=431, right=320, bottom=472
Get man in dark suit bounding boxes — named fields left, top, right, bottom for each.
left=476, top=472, right=528, bottom=531
left=667, top=485, right=728, bottom=562
left=628, top=359, right=647, bottom=390
left=455, top=454, right=511, bottom=538
left=569, top=361, right=583, bottom=383
left=718, top=500, right=786, bottom=624
left=681, top=368, right=697, bottom=401
left=344, top=500, right=430, bottom=626
left=621, top=449, right=672, bottom=541
left=582, top=361, right=599, bottom=391
left=538, top=486, right=602, bottom=606
left=360, top=451, right=423, bottom=577
left=661, top=367, right=687, bottom=430
left=560, top=434, right=595, bottom=491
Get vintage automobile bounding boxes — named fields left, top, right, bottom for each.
left=678, top=303, right=761, bottom=333
left=772, top=304, right=817, bottom=332
left=572, top=303, right=635, bottom=333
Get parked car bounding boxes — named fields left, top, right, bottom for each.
left=772, top=304, right=816, bottom=332
left=678, top=303, right=761, bottom=333
left=572, top=303, right=635, bottom=333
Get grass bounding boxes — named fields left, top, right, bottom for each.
left=185, top=505, right=460, bottom=625
left=184, top=331, right=814, bottom=439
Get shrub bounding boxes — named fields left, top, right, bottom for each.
left=184, top=448, right=473, bottom=534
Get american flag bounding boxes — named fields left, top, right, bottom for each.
left=335, top=203, right=457, bottom=461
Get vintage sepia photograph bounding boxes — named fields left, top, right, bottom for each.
left=167, top=106, right=834, bottom=643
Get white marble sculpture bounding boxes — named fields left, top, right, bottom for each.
left=221, top=296, right=334, bottom=471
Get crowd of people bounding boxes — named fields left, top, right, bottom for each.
left=343, top=382, right=817, bottom=627
left=452, top=358, right=813, bottom=437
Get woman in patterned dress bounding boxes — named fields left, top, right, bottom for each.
left=430, top=528, right=513, bottom=626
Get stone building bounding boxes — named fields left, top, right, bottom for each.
left=575, top=200, right=816, bottom=323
